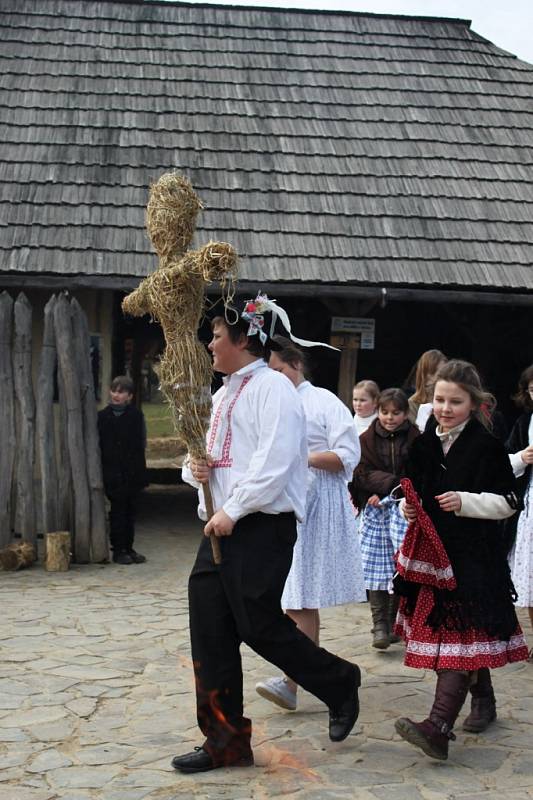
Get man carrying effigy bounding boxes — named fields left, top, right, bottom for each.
left=173, top=294, right=361, bottom=774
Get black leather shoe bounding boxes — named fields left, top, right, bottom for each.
left=171, top=746, right=253, bottom=773
left=128, top=549, right=146, bottom=563
left=329, top=665, right=361, bottom=742
left=113, top=551, right=133, bottom=565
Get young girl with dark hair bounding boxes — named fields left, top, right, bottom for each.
left=394, top=360, right=529, bottom=761
left=352, top=387, right=419, bottom=649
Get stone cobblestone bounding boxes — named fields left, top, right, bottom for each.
left=0, top=485, right=532, bottom=800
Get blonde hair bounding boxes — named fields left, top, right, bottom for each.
left=411, top=349, right=447, bottom=404
left=353, top=379, right=380, bottom=401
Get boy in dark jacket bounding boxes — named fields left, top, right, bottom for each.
left=98, top=376, right=148, bottom=565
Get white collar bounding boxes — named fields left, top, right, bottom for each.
left=435, top=419, right=469, bottom=442
left=223, top=359, right=266, bottom=385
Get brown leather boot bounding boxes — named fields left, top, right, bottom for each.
left=395, top=669, right=470, bottom=760
left=388, top=593, right=401, bottom=643
left=463, top=668, right=496, bottom=733
left=368, top=591, right=390, bottom=649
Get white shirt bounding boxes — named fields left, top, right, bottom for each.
left=298, top=381, right=360, bottom=481
left=509, top=414, right=533, bottom=478
left=353, top=411, right=377, bottom=437
left=182, top=359, right=308, bottom=523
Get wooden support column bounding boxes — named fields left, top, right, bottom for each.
left=36, top=295, right=59, bottom=536
left=331, top=332, right=360, bottom=410
left=0, top=292, right=16, bottom=547
left=71, top=298, right=109, bottom=563
left=54, top=294, right=91, bottom=563
left=13, top=293, right=36, bottom=546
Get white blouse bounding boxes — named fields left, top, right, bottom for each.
left=353, top=411, right=377, bottom=437
left=183, top=359, right=308, bottom=523
left=297, top=381, right=360, bottom=482
left=509, top=414, right=533, bottom=478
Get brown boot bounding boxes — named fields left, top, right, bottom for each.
left=463, top=668, right=496, bottom=733
left=388, top=593, right=401, bottom=644
left=368, top=590, right=390, bottom=649
left=395, top=669, right=470, bottom=760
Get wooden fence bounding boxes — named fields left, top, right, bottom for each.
left=0, top=291, right=108, bottom=563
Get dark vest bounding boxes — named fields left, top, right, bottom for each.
left=97, top=405, right=147, bottom=493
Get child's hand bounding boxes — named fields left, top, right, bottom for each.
left=190, top=456, right=213, bottom=484
left=435, top=492, right=462, bottom=512
left=520, top=445, right=533, bottom=465
left=367, top=494, right=381, bottom=507
left=403, top=502, right=417, bottom=522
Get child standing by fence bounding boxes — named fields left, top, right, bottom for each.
left=351, top=388, right=419, bottom=649
left=98, top=376, right=148, bottom=565
left=394, top=360, right=528, bottom=761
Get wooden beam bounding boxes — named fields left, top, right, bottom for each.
left=13, top=293, right=36, bottom=546
left=0, top=292, right=16, bottom=547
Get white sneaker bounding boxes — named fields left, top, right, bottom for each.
left=255, top=676, right=297, bottom=710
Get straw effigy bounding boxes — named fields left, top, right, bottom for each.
left=122, top=173, right=238, bottom=563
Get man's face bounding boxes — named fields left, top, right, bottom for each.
left=208, top=322, right=245, bottom=375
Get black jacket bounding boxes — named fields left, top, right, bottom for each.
left=97, top=404, right=148, bottom=494
left=503, top=411, right=532, bottom=550
left=404, top=417, right=519, bottom=639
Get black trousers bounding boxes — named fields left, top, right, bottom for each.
left=106, top=487, right=137, bottom=553
left=188, top=511, right=356, bottom=757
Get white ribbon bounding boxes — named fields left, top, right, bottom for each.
left=244, top=293, right=340, bottom=351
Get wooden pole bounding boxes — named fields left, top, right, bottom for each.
left=0, top=292, right=16, bottom=548
left=53, top=294, right=91, bottom=563
left=331, top=332, right=360, bottom=410
left=57, top=361, right=72, bottom=532
left=36, top=295, right=59, bottom=535
left=71, top=298, right=109, bottom=563
left=13, top=293, right=36, bottom=547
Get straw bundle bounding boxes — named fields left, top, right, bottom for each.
left=122, top=172, right=238, bottom=561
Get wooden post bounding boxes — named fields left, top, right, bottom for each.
left=13, top=293, right=36, bottom=546
left=53, top=294, right=91, bottom=563
left=57, top=364, right=72, bottom=532
left=71, top=298, right=109, bottom=563
left=36, top=295, right=59, bottom=535
left=0, top=292, right=16, bottom=548
left=331, top=332, right=360, bottom=410
left=44, top=531, right=71, bottom=571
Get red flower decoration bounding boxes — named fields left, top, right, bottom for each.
left=245, top=302, right=257, bottom=313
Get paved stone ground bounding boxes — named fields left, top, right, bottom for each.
left=1, top=484, right=532, bottom=800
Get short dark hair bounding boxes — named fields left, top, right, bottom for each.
left=378, top=387, right=409, bottom=413
left=110, top=375, right=134, bottom=395
left=210, top=314, right=266, bottom=358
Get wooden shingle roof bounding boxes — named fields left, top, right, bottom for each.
left=1, top=0, right=533, bottom=292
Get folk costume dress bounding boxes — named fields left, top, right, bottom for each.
left=281, top=381, right=366, bottom=610
left=507, top=411, right=533, bottom=608
left=395, top=417, right=529, bottom=671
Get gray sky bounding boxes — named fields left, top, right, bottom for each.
left=168, top=0, right=533, bottom=65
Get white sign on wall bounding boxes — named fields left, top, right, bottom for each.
left=331, top=317, right=375, bottom=349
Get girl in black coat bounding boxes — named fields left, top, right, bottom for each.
left=394, top=360, right=528, bottom=762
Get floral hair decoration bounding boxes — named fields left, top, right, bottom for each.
left=241, top=292, right=339, bottom=350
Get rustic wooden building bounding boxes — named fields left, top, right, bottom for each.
left=1, top=0, right=532, bottom=419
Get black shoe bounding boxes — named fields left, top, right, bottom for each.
left=128, top=549, right=146, bottom=563
left=171, top=746, right=253, bottom=773
left=329, top=665, right=361, bottom=742
left=113, top=551, right=133, bottom=565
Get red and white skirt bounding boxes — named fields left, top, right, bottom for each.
left=394, top=586, right=529, bottom=671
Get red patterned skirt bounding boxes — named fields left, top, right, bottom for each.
left=394, top=586, right=529, bottom=671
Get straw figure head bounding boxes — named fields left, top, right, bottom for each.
left=146, top=172, right=203, bottom=265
